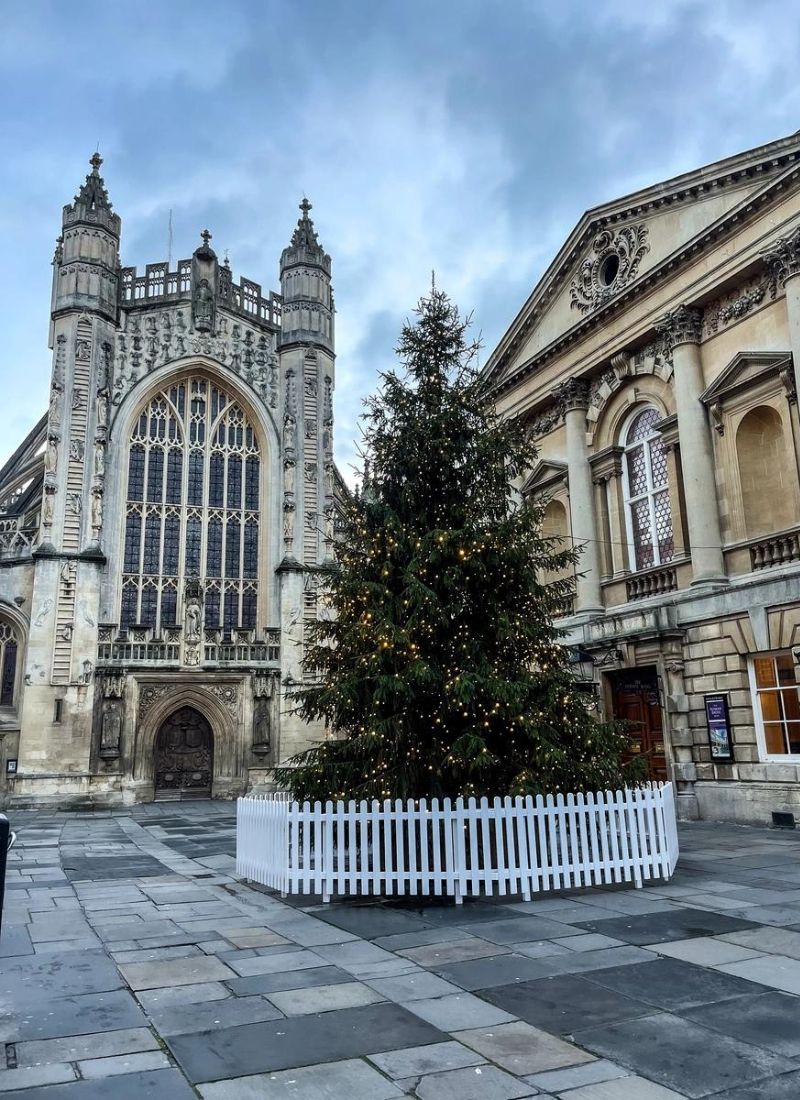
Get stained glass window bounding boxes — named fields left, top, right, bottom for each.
left=623, top=407, right=674, bottom=571
left=122, top=375, right=261, bottom=636
left=0, top=623, right=18, bottom=707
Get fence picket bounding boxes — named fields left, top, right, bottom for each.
left=237, top=784, right=680, bottom=903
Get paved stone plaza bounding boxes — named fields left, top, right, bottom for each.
left=3, top=806, right=800, bottom=1097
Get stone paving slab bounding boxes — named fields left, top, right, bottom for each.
left=9, top=803, right=800, bottom=1098
left=167, top=1002, right=448, bottom=1081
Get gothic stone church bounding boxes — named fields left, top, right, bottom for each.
left=0, top=155, right=343, bottom=807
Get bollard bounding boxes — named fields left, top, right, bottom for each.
left=0, top=813, right=11, bottom=942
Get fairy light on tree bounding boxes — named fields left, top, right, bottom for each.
left=274, top=288, right=633, bottom=801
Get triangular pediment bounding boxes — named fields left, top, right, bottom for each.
left=522, top=459, right=568, bottom=497
left=485, top=130, right=800, bottom=388
left=701, top=351, right=794, bottom=406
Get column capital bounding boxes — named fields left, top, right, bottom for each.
left=554, top=377, right=591, bottom=413
left=761, top=226, right=800, bottom=286
left=656, top=305, right=704, bottom=349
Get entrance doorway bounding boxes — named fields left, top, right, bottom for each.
left=609, top=667, right=668, bottom=782
left=154, top=706, right=213, bottom=800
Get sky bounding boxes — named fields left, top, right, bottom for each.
left=2, top=0, right=800, bottom=482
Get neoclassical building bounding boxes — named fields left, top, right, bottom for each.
left=0, top=155, right=345, bottom=806
left=485, top=131, right=800, bottom=825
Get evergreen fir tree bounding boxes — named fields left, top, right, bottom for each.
left=274, top=288, right=633, bottom=801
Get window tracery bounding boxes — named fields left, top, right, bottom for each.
left=121, top=376, right=261, bottom=633
left=622, top=406, right=674, bottom=571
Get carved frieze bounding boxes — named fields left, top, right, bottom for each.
left=210, top=684, right=238, bottom=716
left=570, top=224, right=650, bottom=314
left=703, top=271, right=778, bottom=338
left=112, top=307, right=278, bottom=409
left=138, top=683, right=171, bottom=719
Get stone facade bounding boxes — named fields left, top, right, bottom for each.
left=485, top=131, right=800, bottom=825
left=0, top=156, right=346, bottom=807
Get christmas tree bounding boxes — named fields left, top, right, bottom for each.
left=274, top=288, right=632, bottom=801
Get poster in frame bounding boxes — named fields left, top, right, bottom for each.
left=705, top=693, right=734, bottom=762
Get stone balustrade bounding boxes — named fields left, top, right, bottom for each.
left=625, top=565, right=678, bottom=602
left=749, top=527, right=800, bottom=570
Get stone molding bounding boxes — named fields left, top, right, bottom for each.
left=656, top=305, right=704, bottom=348
left=703, top=270, right=779, bottom=338
left=589, top=445, right=624, bottom=485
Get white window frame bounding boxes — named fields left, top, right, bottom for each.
left=748, top=650, right=800, bottom=763
left=620, top=405, right=673, bottom=572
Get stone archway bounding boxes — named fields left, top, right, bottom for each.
left=154, top=706, right=214, bottom=800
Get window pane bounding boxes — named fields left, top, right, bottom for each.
left=123, top=513, right=141, bottom=573
left=242, top=589, right=257, bottom=628
left=140, top=586, right=157, bottom=627
left=631, top=499, right=654, bottom=570
left=777, top=655, right=796, bottom=685
left=654, top=490, right=674, bottom=564
left=146, top=449, right=164, bottom=503
left=225, top=520, right=241, bottom=577
left=227, top=456, right=242, bottom=509
left=243, top=520, right=258, bottom=578
left=166, top=450, right=183, bottom=504
left=205, top=589, right=220, bottom=628
left=759, top=690, right=783, bottom=724
left=128, top=446, right=145, bottom=501
left=649, top=438, right=668, bottom=488
left=186, top=516, right=201, bottom=574
left=163, top=515, right=180, bottom=575
left=206, top=517, right=222, bottom=577
left=161, top=587, right=177, bottom=628
left=245, top=457, right=259, bottom=510
left=788, top=723, right=800, bottom=754
left=223, top=588, right=239, bottom=629
left=0, top=639, right=16, bottom=706
left=187, top=451, right=204, bottom=505
left=780, top=687, right=800, bottom=724
left=627, top=445, right=648, bottom=496
left=755, top=657, right=777, bottom=688
left=121, top=584, right=138, bottom=627
left=764, top=723, right=787, bottom=754
left=209, top=453, right=224, bottom=507
left=143, top=515, right=161, bottom=573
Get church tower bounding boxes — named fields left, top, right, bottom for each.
left=275, top=200, right=336, bottom=760
left=2, top=157, right=341, bottom=807
left=18, top=155, right=120, bottom=787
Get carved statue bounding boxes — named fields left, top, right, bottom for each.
left=100, top=700, right=122, bottom=757
left=45, top=435, right=58, bottom=476
left=283, top=459, right=295, bottom=496
left=69, top=439, right=84, bottom=462
left=96, top=388, right=108, bottom=428
left=283, top=505, right=295, bottom=545
left=185, top=602, right=202, bottom=644
left=72, top=389, right=85, bottom=411
left=193, top=277, right=215, bottom=332
left=252, top=699, right=271, bottom=756
left=49, top=386, right=62, bottom=427
left=42, top=491, right=55, bottom=527
left=66, top=491, right=80, bottom=516
left=80, top=659, right=93, bottom=685
left=93, top=441, right=105, bottom=478
left=91, top=490, right=103, bottom=529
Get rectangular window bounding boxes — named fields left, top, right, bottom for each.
left=751, top=652, right=800, bottom=757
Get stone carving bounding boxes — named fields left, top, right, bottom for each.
left=96, top=388, right=109, bottom=429
left=570, top=224, right=650, bottom=313
left=75, top=338, right=91, bottom=362
left=554, top=377, right=591, bottom=413
left=60, top=561, right=76, bottom=591
left=703, top=271, right=778, bottom=337
left=304, top=462, right=317, bottom=484
left=323, top=375, right=333, bottom=424
left=253, top=673, right=275, bottom=698
left=100, top=699, right=122, bottom=759
left=102, top=672, right=126, bottom=698
left=72, top=388, right=85, bottom=411
left=53, top=335, right=67, bottom=390
left=183, top=574, right=203, bottom=666
left=656, top=305, right=704, bottom=348
left=49, top=385, right=62, bottom=428
left=90, top=488, right=103, bottom=530
left=283, top=502, right=295, bottom=549
left=252, top=698, right=271, bottom=757
left=66, top=492, right=82, bottom=515
left=526, top=406, right=563, bottom=440
left=138, top=683, right=171, bottom=720
left=304, top=417, right=316, bottom=439
left=93, top=441, right=105, bottom=479
left=45, top=435, right=59, bottom=476
left=80, top=659, right=93, bottom=684
left=762, top=226, right=800, bottom=287
left=69, top=439, right=84, bottom=462
left=193, top=277, right=215, bottom=332
left=210, top=684, right=238, bottom=716
left=57, top=623, right=73, bottom=642
left=41, top=489, right=55, bottom=528
left=33, top=597, right=53, bottom=627
left=112, top=307, right=276, bottom=407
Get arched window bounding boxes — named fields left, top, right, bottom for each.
left=0, top=621, right=18, bottom=707
left=736, top=406, right=793, bottom=537
left=121, top=376, right=261, bottom=634
left=622, top=406, right=674, bottom=571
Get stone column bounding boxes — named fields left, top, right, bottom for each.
left=589, top=446, right=629, bottom=578
left=555, top=379, right=603, bottom=616
left=656, top=306, right=726, bottom=586
left=763, top=228, right=800, bottom=402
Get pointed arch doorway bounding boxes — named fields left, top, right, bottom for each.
left=154, top=706, right=214, bottom=800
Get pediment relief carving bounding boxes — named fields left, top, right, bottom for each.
left=569, top=224, right=650, bottom=314
left=700, top=351, right=795, bottom=432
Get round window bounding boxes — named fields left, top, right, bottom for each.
left=599, top=253, right=620, bottom=287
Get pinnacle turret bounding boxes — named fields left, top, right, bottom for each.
left=62, top=152, right=121, bottom=238
left=281, top=198, right=330, bottom=275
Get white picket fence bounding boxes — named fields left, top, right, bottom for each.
left=236, top=782, right=679, bottom=903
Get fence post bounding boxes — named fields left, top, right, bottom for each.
left=0, top=814, right=11, bottom=942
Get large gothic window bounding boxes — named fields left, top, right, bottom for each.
left=0, top=621, right=18, bottom=707
left=622, top=406, right=674, bottom=571
left=121, top=376, right=261, bottom=633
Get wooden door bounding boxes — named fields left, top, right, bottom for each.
left=611, top=669, right=667, bottom=781
left=154, top=706, right=213, bottom=800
